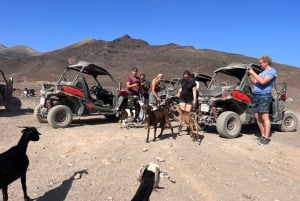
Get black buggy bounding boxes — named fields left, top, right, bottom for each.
left=0, top=69, right=21, bottom=111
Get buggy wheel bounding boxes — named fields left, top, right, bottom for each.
left=216, top=111, right=241, bottom=138
left=279, top=111, right=298, bottom=132
left=199, top=123, right=208, bottom=131
left=105, top=115, right=118, bottom=121
left=47, top=105, right=73, bottom=128
left=34, top=103, right=48, bottom=123
left=167, top=100, right=179, bottom=121
left=5, top=97, right=22, bottom=111
left=169, top=109, right=179, bottom=121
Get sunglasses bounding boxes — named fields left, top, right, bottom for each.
left=259, top=61, right=266, bottom=65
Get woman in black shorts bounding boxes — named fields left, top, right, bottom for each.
left=176, top=70, right=197, bottom=112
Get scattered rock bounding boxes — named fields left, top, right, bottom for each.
left=112, top=157, right=121, bottom=163
left=155, top=157, right=165, bottom=162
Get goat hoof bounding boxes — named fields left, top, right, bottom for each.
left=24, top=196, right=31, bottom=201
left=157, top=134, right=162, bottom=138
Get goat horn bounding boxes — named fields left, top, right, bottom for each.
left=16, top=126, right=40, bottom=128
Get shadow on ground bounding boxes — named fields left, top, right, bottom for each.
left=34, top=169, right=88, bottom=201
left=69, top=116, right=118, bottom=127
left=0, top=108, right=34, bottom=117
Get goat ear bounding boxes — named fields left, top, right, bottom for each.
left=17, top=126, right=40, bottom=129
left=17, top=126, right=27, bottom=128
left=154, top=167, right=161, bottom=189
left=17, top=126, right=29, bottom=133
left=17, top=126, right=39, bottom=134
left=137, top=165, right=148, bottom=182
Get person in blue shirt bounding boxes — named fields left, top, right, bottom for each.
left=248, top=55, right=277, bottom=145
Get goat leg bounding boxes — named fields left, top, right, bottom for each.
left=153, top=126, right=157, bottom=141
left=146, top=128, right=150, bottom=143
left=168, top=123, right=175, bottom=139
left=21, top=174, right=31, bottom=201
left=2, top=186, right=8, bottom=201
left=157, top=123, right=165, bottom=138
left=178, top=123, right=183, bottom=133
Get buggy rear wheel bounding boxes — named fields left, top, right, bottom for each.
left=105, top=114, right=118, bottom=121
left=5, top=97, right=21, bottom=111
left=47, top=105, right=73, bottom=128
left=166, top=98, right=179, bottom=121
left=34, top=103, right=48, bottom=123
left=279, top=111, right=298, bottom=132
left=216, top=111, right=241, bottom=138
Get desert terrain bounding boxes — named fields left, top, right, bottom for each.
left=1, top=85, right=300, bottom=201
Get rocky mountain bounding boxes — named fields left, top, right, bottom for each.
left=0, top=34, right=299, bottom=88
left=0, top=45, right=40, bottom=60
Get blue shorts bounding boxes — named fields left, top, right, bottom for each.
left=252, top=94, right=272, bottom=113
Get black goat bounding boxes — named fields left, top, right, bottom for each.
left=131, top=163, right=161, bottom=201
left=143, top=105, right=174, bottom=142
left=0, top=127, right=41, bottom=201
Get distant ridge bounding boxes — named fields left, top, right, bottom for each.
left=0, top=34, right=299, bottom=88
left=0, top=45, right=40, bottom=59
left=62, top=38, right=97, bottom=50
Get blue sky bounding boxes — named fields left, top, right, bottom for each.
left=1, top=0, right=299, bottom=67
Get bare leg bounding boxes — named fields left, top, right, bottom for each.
left=261, top=112, right=271, bottom=139
left=179, top=102, right=186, bottom=111
left=255, top=112, right=265, bottom=137
left=185, top=104, right=193, bottom=112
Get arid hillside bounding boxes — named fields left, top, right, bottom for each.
left=1, top=34, right=300, bottom=88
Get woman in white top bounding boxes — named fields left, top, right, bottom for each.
left=149, top=73, right=164, bottom=106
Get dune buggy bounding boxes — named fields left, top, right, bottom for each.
left=34, top=61, right=130, bottom=128
left=197, top=63, right=298, bottom=138
left=0, top=69, right=21, bottom=111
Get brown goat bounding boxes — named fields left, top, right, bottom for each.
left=143, top=105, right=174, bottom=142
left=175, top=105, right=200, bottom=143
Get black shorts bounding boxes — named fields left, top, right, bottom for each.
left=179, top=97, right=193, bottom=105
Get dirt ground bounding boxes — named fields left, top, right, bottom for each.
left=1, top=90, right=300, bottom=201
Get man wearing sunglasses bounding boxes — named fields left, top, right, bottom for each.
left=248, top=56, right=277, bottom=145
